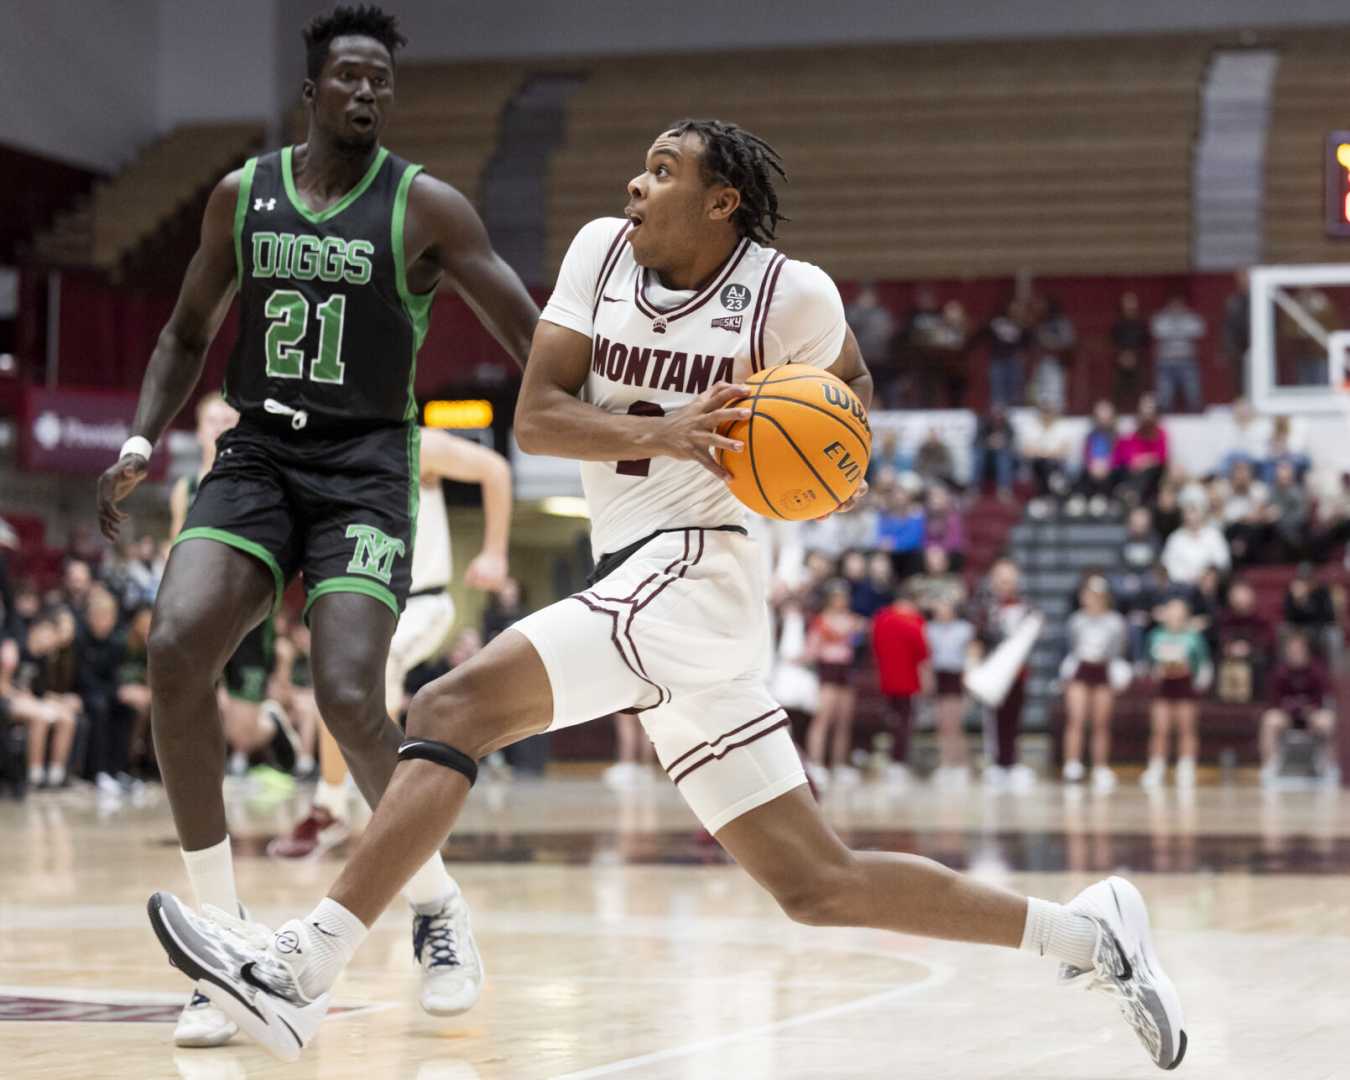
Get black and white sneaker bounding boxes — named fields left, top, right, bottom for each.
left=413, top=891, right=484, bottom=1017
left=148, top=892, right=329, bottom=1062
left=1059, top=876, right=1188, bottom=1070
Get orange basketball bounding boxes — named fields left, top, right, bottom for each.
left=718, top=364, right=871, bottom=520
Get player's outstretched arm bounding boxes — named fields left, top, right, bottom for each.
left=95, top=172, right=241, bottom=540
left=514, top=321, right=751, bottom=480
left=407, top=174, right=538, bottom=370
left=418, top=428, right=512, bottom=590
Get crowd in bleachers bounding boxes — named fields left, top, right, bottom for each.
left=755, top=384, right=1346, bottom=795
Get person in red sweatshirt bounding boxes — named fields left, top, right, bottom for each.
left=872, top=587, right=930, bottom=785
left=1261, top=631, right=1337, bottom=785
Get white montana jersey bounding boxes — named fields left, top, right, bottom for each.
left=541, top=217, right=847, bottom=558
left=410, top=480, right=452, bottom=592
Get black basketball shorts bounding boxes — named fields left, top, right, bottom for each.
left=177, top=417, right=420, bottom=622
left=222, top=616, right=276, bottom=704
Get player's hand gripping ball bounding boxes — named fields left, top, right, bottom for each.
left=717, top=364, right=871, bottom=520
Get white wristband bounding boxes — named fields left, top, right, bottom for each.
left=120, top=435, right=153, bottom=461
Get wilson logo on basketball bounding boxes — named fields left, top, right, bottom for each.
left=821, top=382, right=871, bottom=432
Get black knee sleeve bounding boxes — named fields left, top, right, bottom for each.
left=397, top=738, right=478, bottom=787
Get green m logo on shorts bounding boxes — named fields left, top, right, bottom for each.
left=345, top=523, right=407, bottom=585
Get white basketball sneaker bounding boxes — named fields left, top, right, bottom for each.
left=414, top=891, right=485, bottom=1017
left=173, top=987, right=238, bottom=1048
left=1059, top=876, right=1187, bottom=1070
left=148, top=893, right=329, bottom=1062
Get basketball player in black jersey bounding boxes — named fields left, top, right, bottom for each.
left=96, top=4, right=537, bottom=1044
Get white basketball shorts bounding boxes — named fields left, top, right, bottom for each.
left=512, top=527, right=807, bottom=833
left=385, top=590, right=456, bottom=715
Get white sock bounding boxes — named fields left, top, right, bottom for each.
left=312, top=780, right=348, bottom=819
left=28, top=765, right=43, bottom=784
left=48, top=763, right=66, bottom=785
left=296, top=754, right=315, bottom=774
left=181, top=837, right=238, bottom=913
left=294, top=897, right=367, bottom=998
left=402, top=853, right=457, bottom=910
left=1020, top=896, right=1098, bottom=969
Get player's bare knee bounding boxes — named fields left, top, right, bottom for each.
left=404, top=675, right=501, bottom=760
left=314, top=676, right=383, bottom=743
left=767, top=856, right=861, bottom=928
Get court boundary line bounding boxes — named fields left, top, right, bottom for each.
left=551, top=960, right=956, bottom=1079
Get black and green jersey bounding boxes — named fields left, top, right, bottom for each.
left=227, top=145, right=433, bottom=431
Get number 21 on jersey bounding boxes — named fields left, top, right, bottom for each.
left=264, top=288, right=347, bottom=384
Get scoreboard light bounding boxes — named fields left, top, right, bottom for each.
left=423, top=399, right=493, bottom=429
left=1325, top=132, right=1350, bottom=237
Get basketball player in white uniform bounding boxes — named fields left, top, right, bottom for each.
left=148, top=121, right=1186, bottom=1070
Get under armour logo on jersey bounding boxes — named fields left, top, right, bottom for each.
left=345, top=523, right=406, bottom=585
left=254, top=197, right=276, bottom=211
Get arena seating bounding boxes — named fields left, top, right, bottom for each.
left=33, top=124, right=263, bottom=274
left=546, top=37, right=1209, bottom=280
left=1264, top=29, right=1350, bottom=265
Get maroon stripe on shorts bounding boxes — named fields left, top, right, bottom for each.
left=670, top=717, right=791, bottom=786
left=570, top=592, right=668, bottom=708
left=665, top=706, right=785, bottom=773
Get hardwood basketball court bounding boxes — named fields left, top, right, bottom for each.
left=4, top=774, right=1348, bottom=1078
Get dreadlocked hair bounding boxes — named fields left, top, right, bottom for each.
left=303, top=5, right=407, bottom=80
left=668, top=118, right=788, bottom=244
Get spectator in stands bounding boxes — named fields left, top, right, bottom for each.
left=1067, top=399, right=1119, bottom=517
left=1268, top=460, right=1311, bottom=562
left=871, top=587, right=929, bottom=785
left=867, top=430, right=912, bottom=482
left=1112, top=393, right=1168, bottom=506
left=982, top=297, right=1030, bottom=407
left=125, top=534, right=164, bottom=611
left=845, top=284, right=896, bottom=368
left=116, top=604, right=153, bottom=775
left=7, top=618, right=79, bottom=789
left=1221, top=459, right=1274, bottom=566
left=1189, top=565, right=1224, bottom=659
left=1161, top=487, right=1230, bottom=585
left=1022, top=399, right=1073, bottom=518
left=1141, top=596, right=1212, bottom=789
left=10, top=581, right=39, bottom=641
left=914, top=427, right=958, bottom=490
left=1153, top=480, right=1182, bottom=541
left=925, top=598, right=975, bottom=787
left=1283, top=563, right=1338, bottom=658
left=931, top=300, right=972, bottom=408
left=1260, top=631, right=1336, bottom=785
left=1216, top=580, right=1275, bottom=704
left=1028, top=295, right=1077, bottom=412
left=922, top=484, right=965, bottom=568
left=1111, top=291, right=1150, bottom=411
left=875, top=483, right=927, bottom=578
left=842, top=550, right=890, bottom=618
left=970, top=404, right=1016, bottom=500
left=1152, top=293, right=1207, bottom=413
left=898, top=286, right=947, bottom=407
left=61, top=558, right=93, bottom=618
left=971, top=558, right=1035, bottom=792
left=1222, top=270, right=1251, bottom=396
left=1121, top=507, right=1161, bottom=574
left=1219, top=397, right=1272, bottom=477
left=1265, top=415, right=1311, bottom=483
left=804, top=581, right=866, bottom=789
left=75, top=586, right=133, bottom=798
left=910, top=544, right=966, bottom=614
left=1061, top=575, right=1127, bottom=792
